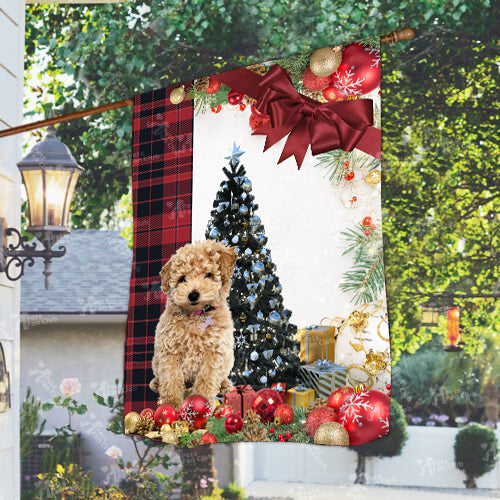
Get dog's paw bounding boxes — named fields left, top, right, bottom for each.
left=219, top=378, right=233, bottom=395
left=149, top=377, right=159, bottom=393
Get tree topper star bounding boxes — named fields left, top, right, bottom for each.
left=225, top=142, right=245, bottom=165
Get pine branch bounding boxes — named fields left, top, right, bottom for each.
left=187, top=83, right=231, bottom=115
left=340, top=224, right=385, bottom=304
left=315, top=149, right=381, bottom=184
left=274, top=50, right=312, bottom=85
left=357, top=35, right=381, bottom=49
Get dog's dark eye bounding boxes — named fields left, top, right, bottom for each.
left=205, top=272, right=213, bottom=279
left=178, top=276, right=186, bottom=283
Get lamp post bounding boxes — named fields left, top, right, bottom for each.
left=420, top=299, right=440, bottom=327
left=0, top=125, right=83, bottom=289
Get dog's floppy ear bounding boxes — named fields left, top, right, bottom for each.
left=219, top=246, right=238, bottom=284
left=159, top=260, right=172, bottom=293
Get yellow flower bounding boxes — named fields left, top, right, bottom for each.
left=68, top=463, right=74, bottom=474
left=56, top=464, right=65, bottom=474
left=37, top=473, right=44, bottom=480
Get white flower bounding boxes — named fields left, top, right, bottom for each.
left=105, top=445, right=123, bottom=460
left=59, top=378, right=81, bottom=398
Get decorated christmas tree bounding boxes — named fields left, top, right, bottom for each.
left=205, top=143, right=300, bottom=388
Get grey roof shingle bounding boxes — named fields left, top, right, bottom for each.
left=21, top=230, right=132, bottom=314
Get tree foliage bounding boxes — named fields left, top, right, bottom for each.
left=23, top=1, right=499, bottom=359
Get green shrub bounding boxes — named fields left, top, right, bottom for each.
left=222, top=482, right=247, bottom=499
left=454, top=423, right=498, bottom=488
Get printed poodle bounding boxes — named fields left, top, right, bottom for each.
left=150, top=240, right=237, bottom=410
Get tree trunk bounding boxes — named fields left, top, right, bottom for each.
left=179, top=445, right=216, bottom=498
left=464, top=475, right=477, bottom=489
left=354, top=453, right=366, bottom=484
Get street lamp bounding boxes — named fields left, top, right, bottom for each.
left=420, top=299, right=440, bottom=327
left=0, top=125, right=83, bottom=289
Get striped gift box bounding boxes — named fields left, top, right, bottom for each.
left=298, top=360, right=347, bottom=399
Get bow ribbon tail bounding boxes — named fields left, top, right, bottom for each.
left=277, top=119, right=311, bottom=168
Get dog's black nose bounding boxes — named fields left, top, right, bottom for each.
left=188, top=290, right=200, bottom=303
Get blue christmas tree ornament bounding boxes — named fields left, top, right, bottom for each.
left=269, top=311, right=281, bottom=324
left=231, top=235, right=239, bottom=244
left=252, top=261, right=264, bottom=273
left=209, top=228, right=220, bottom=239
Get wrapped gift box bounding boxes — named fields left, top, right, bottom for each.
left=285, top=385, right=315, bottom=407
left=223, top=385, right=255, bottom=415
left=299, top=360, right=347, bottom=399
left=296, top=323, right=337, bottom=363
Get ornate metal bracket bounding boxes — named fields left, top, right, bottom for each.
left=0, top=218, right=66, bottom=290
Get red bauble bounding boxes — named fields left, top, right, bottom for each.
left=212, top=405, right=233, bottom=420
left=154, top=404, right=178, bottom=427
left=322, top=84, right=347, bottom=102
left=249, top=114, right=270, bottom=132
left=224, top=413, right=244, bottom=434
left=179, top=394, right=212, bottom=430
left=201, top=432, right=218, bottom=444
left=331, top=43, right=380, bottom=97
left=302, top=66, right=331, bottom=91
left=239, top=103, right=247, bottom=111
left=206, top=77, right=221, bottom=94
left=251, top=389, right=283, bottom=423
left=274, top=404, right=294, bottom=425
left=305, top=407, right=337, bottom=439
left=362, top=216, right=373, bottom=227
left=327, top=386, right=354, bottom=412
left=364, top=229, right=371, bottom=236
left=140, top=408, right=154, bottom=420
left=338, top=390, right=390, bottom=445
left=227, top=89, right=244, bottom=105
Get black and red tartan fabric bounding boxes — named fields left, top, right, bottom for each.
left=124, top=84, right=194, bottom=414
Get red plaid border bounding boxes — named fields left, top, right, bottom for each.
left=124, top=85, right=194, bottom=414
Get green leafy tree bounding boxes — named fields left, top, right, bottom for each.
left=205, top=146, right=299, bottom=387
left=351, top=399, right=408, bottom=484
left=454, top=423, right=498, bottom=488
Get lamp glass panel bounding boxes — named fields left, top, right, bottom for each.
left=45, top=169, right=72, bottom=226
left=21, top=169, right=44, bottom=227
left=62, top=171, right=80, bottom=226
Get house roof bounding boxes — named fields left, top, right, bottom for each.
left=21, top=230, right=132, bottom=314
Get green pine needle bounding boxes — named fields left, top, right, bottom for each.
left=188, top=84, right=231, bottom=115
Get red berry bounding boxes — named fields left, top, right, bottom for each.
left=362, top=216, right=373, bottom=227
left=344, top=171, right=355, bottom=181
left=211, top=105, right=222, bottom=113
left=278, top=434, right=284, bottom=440
left=285, top=432, right=292, bottom=439
left=364, top=229, right=370, bottom=236
left=239, top=103, right=247, bottom=111
left=371, top=224, right=377, bottom=230
left=269, top=427, right=274, bottom=433
left=344, top=161, right=350, bottom=167
left=387, top=392, right=391, bottom=397
left=386, top=384, right=391, bottom=390
left=352, top=196, right=357, bottom=202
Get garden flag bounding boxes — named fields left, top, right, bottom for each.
left=124, top=38, right=391, bottom=447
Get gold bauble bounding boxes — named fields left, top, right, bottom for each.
left=239, top=313, right=247, bottom=322
left=160, top=423, right=172, bottom=434
left=145, top=431, right=161, bottom=439
left=365, top=170, right=382, bottom=186
left=124, top=411, right=140, bottom=434
left=266, top=333, right=272, bottom=340
left=162, top=430, right=179, bottom=445
left=353, top=383, right=366, bottom=393
left=170, top=85, right=185, bottom=105
left=309, top=47, right=342, bottom=77
left=314, top=422, right=350, bottom=446
left=273, top=416, right=283, bottom=426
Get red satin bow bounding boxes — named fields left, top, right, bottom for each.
left=252, top=65, right=374, bottom=168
